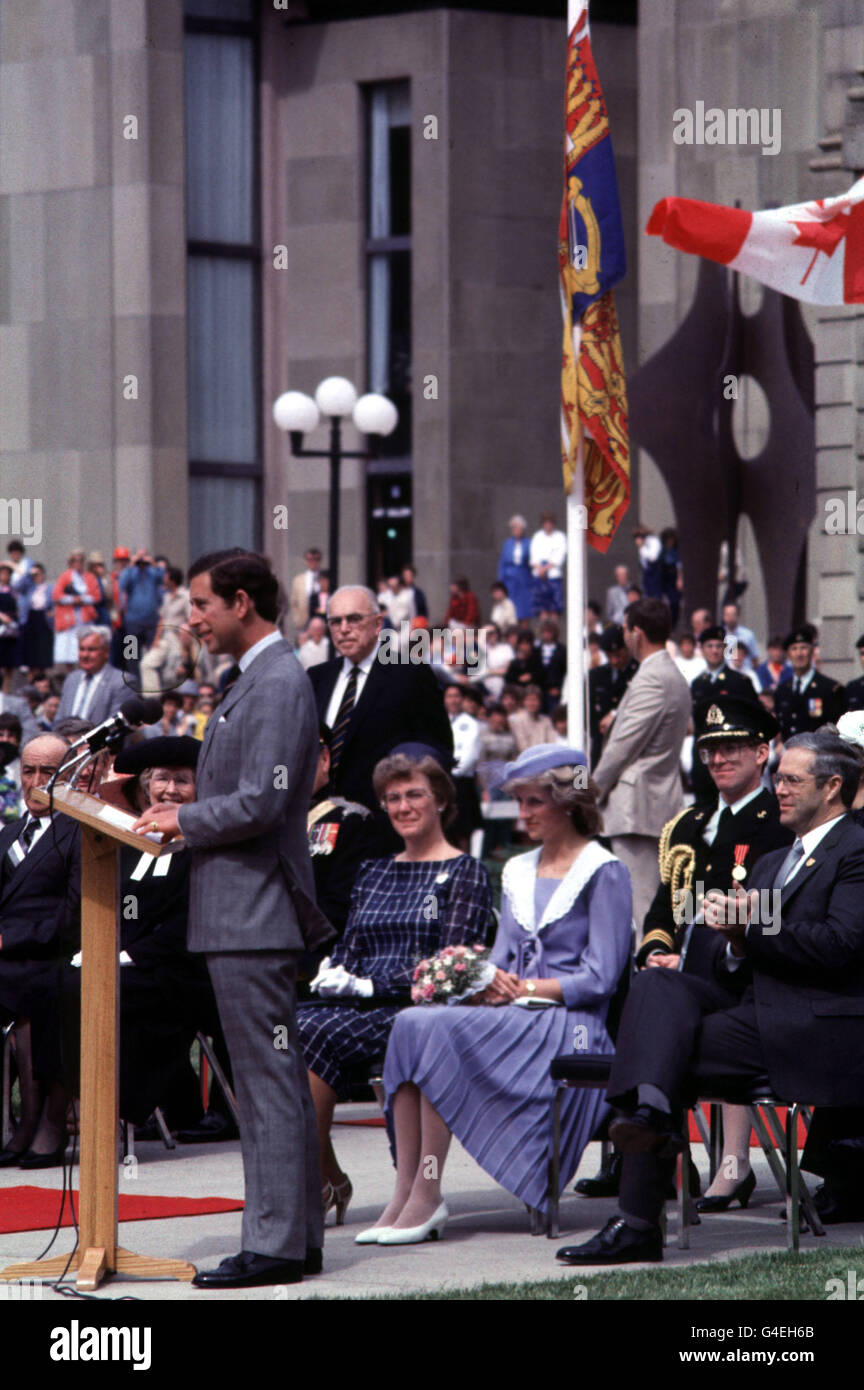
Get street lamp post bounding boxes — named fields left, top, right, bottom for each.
left=273, top=377, right=398, bottom=593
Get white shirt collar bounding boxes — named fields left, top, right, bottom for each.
left=799, top=813, right=846, bottom=858
left=238, top=629, right=282, bottom=673
left=341, top=640, right=379, bottom=677
left=793, top=668, right=815, bottom=692
left=703, top=784, right=763, bottom=842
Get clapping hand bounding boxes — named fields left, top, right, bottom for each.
left=703, top=888, right=755, bottom=955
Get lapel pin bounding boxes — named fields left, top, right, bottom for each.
left=805, top=857, right=815, bottom=867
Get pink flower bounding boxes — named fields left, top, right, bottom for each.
left=422, top=983, right=435, bottom=1000
left=441, top=946, right=455, bottom=958
left=413, top=965, right=423, bottom=980
left=454, top=962, right=467, bottom=972
left=473, top=944, right=486, bottom=952
left=411, top=987, right=421, bottom=1002
left=455, top=946, right=467, bottom=957
left=435, top=970, right=446, bottom=981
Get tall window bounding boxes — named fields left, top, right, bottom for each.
left=184, top=0, right=260, bottom=556
left=365, top=82, right=412, bottom=581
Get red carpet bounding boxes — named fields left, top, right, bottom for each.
left=333, top=1117, right=386, bottom=1128
left=0, top=1186, right=243, bottom=1235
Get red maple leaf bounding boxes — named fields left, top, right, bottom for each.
left=790, top=211, right=848, bottom=285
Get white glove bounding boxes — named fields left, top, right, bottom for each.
left=308, top=956, right=332, bottom=991
left=313, top=963, right=373, bottom=998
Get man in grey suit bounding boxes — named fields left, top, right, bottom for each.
left=592, top=598, right=691, bottom=931
left=55, top=626, right=128, bottom=725
left=133, top=549, right=332, bottom=1288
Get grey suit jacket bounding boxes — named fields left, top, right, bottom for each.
left=56, top=664, right=129, bottom=725
left=592, top=649, right=691, bottom=838
left=178, top=637, right=332, bottom=954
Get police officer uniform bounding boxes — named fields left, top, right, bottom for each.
left=772, top=624, right=846, bottom=741
left=845, top=634, right=864, bottom=713
left=637, top=692, right=792, bottom=971
left=587, top=625, right=637, bottom=767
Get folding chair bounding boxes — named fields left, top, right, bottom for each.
left=679, top=1087, right=825, bottom=1253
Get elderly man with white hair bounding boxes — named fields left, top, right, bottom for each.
left=307, top=585, right=453, bottom=853
left=297, top=616, right=330, bottom=671
left=55, top=624, right=128, bottom=725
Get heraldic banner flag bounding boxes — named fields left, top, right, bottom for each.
left=647, top=177, right=864, bottom=307
left=559, top=0, right=630, bottom=554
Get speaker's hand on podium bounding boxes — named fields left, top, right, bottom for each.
left=132, top=803, right=181, bottom=841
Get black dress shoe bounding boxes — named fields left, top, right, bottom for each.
left=696, top=1168, right=756, bottom=1213
left=556, top=1216, right=662, bottom=1266
left=191, top=1250, right=304, bottom=1289
left=175, top=1112, right=238, bottom=1144
left=0, top=1148, right=27, bottom=1167
left=609, top=1105, right=683, bottom=1157
left=812, top=1182, right=864, bottom=1225
left=304, top=1247, right=323, bottom=1275
left=18, top=1144, right=68, bottom=1169
left=575, top=1152, right=622, bottom=1197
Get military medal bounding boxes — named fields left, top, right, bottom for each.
left=731, top=845, right=749, bottom=882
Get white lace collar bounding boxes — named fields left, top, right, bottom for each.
left=502, top=841, right=618, bottom=934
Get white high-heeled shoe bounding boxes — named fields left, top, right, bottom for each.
left=377, top=1202, right=448, bottom=1245
left=354, top=1224, right=393, bottom=1245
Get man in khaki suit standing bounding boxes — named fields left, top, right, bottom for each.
left=290, top=548, right=323, bottom=636
left=592, top=598, right=690, bottom=932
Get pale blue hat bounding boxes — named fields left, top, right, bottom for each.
left=493, top=742, right=587, bottom=790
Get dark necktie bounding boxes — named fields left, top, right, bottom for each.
left=714, top=806, right=733, bottom=840
left=7, top=816, right=38, bottom=870
left=794, top=678, right=802, bottom=695
left=329, top=666, right=359, bottom=773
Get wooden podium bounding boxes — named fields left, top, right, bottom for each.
left=0, top=784, right=196, bottom=1289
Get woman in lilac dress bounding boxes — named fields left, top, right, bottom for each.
left=359, top=744, right=633, bottom=1245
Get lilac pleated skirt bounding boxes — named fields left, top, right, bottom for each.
left=383, top=1003, right=611, bottom=1213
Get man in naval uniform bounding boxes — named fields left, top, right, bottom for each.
left=773, top=623, right=845, bottom=745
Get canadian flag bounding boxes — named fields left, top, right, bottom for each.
left=647, top=176, right=864, bottom=306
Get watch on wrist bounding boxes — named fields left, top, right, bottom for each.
left=525, top=980, right=536, bottom=995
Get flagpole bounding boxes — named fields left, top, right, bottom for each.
left=566, top=454, right=588, bottom=760
left=567, top=318, right=588, bottom=758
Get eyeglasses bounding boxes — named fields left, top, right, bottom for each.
left=698, top=743, right=750, bottom=764
left=381, top=789, right=433, bottom=809
left=328, top=613, right=375, bottom=629
left=773, top=772, right=816, bottom=789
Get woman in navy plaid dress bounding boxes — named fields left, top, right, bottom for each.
left=297, top=747, right=493, bottom=1224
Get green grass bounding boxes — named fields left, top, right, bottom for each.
left=310, top=1246, right=864, bottom=1300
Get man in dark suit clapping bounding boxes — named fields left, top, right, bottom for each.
left=558, top=726, right=864, bottom=1265
left=307, top=586, right=452, bottom=852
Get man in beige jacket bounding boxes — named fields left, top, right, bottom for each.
left=592, top=598, right=691, bottom=933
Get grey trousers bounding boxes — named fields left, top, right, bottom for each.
left=206, top=951, right=324, bottom=1261
left=609, top=834, right=660, bottom=942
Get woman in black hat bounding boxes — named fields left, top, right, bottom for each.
left=26, top=738, right=218, bottom=1154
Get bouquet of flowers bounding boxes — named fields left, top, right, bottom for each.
left=411, top=944, right=497, bottom=1006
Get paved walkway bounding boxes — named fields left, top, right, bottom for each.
left=0, top=1105, right=854, bottom=1301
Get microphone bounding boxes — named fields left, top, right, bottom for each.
left=66, top=696, right=164, bottom=754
